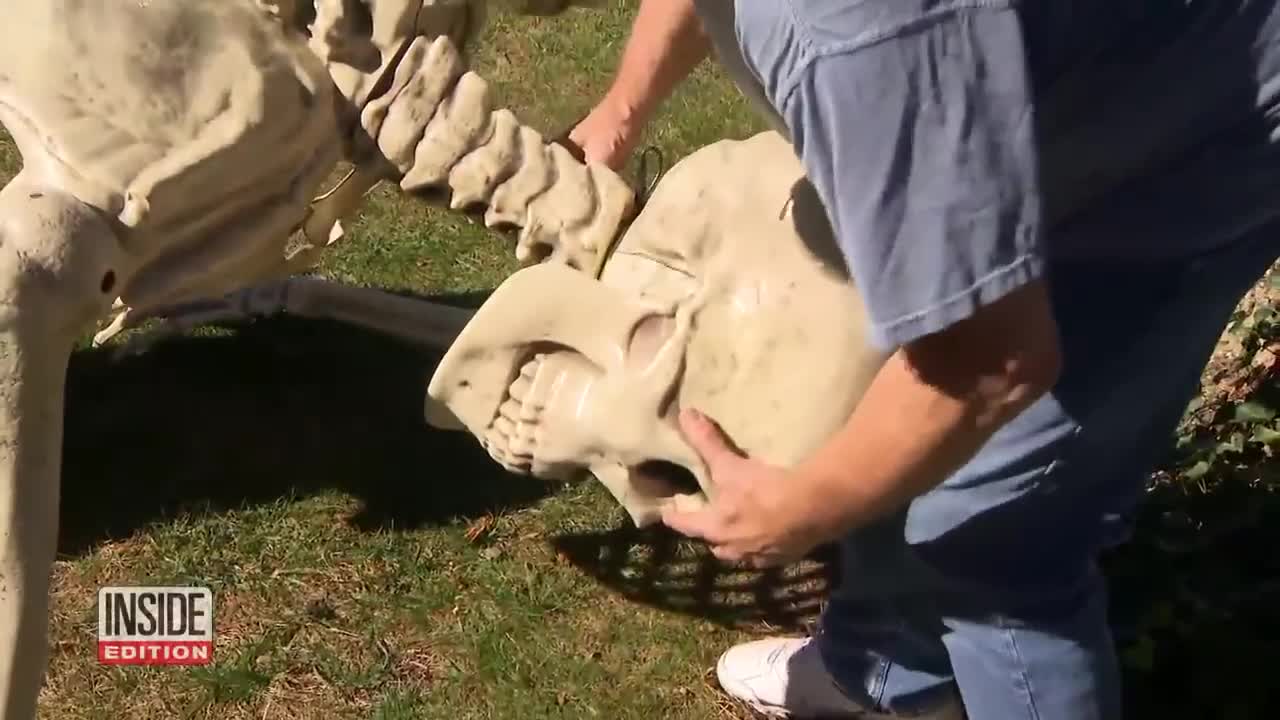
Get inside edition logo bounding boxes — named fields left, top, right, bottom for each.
left=97, top=586, right=214, bottom=665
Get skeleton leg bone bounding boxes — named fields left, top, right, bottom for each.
left=103, top=276, right=477, bottom=359
left=0, top=177, right=125, bottom=720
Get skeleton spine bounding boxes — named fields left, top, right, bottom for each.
left=361, top=35, right=635, bottom=271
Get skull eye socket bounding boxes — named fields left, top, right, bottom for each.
left=626, top=313, right=675, bottom=368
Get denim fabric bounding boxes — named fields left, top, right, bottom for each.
left=814, top=221, right=1279, bottom=720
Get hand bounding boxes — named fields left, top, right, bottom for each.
left=566, top=96, right=643, bottom=170
left=661, top=408, right=829, bottom=568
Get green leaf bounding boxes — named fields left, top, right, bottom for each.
left=1233, top=401, right=1276, bottom=423
left=1216, top=433, right=1245, bottom=454
left=1182, top=460, right=1212, bottom=480
left=1250, top=425, right=1280, bottom=446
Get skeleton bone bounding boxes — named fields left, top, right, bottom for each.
left=0, top=2, right=625, bottom=717
left=350, top=30, right=636, bottom=273
left=106, top=276, right=477, bottom=359
left=427, top=131, right=889, bottom=526
left=0, top=5, right=340, bottom=716
left=94, top=0, right=634, bottom=347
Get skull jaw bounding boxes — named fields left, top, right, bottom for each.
left=591, top=462, right=708, bottom=528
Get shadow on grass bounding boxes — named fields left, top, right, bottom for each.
left=550, top=525, right=838, bottom=633
left=57, top=289, right=547, bottom=557
left=554, top=378, right=1280, bottom=717
left=555, top=476, right=1280, bottom=717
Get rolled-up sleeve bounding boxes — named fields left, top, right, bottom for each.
left=779, top=8, right=1045, bottom=350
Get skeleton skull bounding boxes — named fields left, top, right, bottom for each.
left=427, top=131, right=889, bottom=525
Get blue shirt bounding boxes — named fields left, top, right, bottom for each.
left=703, top=0, right=1280, bottom=349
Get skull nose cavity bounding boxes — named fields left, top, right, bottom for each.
left=629, top=460, right=700, bottom=500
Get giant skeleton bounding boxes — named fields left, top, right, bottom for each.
left=0, top=1, right=886, bottom=716
left=0, top=1, right=636, bottom=715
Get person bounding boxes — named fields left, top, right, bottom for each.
left=568, top=1, right=1280, bottom=719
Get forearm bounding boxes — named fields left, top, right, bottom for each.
left=795, top=352, right=1032, bottom=530
left=603, top=0, right=711, bottom=124
left=794, top=281, right=1062, bottom=535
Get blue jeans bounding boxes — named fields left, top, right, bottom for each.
left=815, top=225, right=1279, bottom=719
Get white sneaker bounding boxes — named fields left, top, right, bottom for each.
left=715, top=637, right=966, bottom=719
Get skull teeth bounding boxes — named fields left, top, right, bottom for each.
left=507, top=376, right=531, bottom=404
left=492, top=415, right=516, bottom=437
left=509, top=431, right=535, bottom=459
left=521, top=356, right=542, bottom=378
left=483, top=353, right=548, bottom=475
left=499, top=396, right=533, bottom=424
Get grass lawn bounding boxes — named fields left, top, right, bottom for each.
left=2, top=3, right=1279, bottom=718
